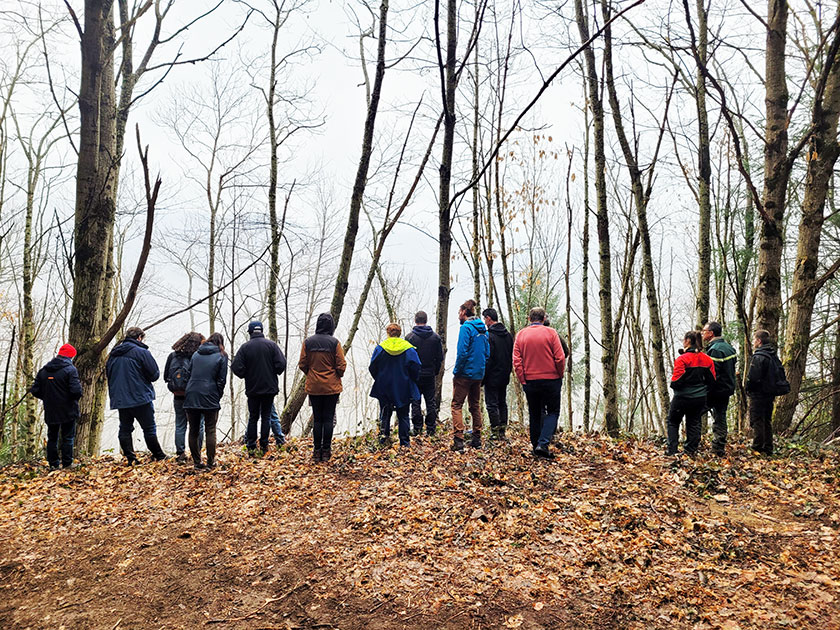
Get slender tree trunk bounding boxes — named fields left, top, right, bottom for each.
left=434, top=0, right=458, bottom=403
left=20, top=163, right=37, bottom=457
left=576, top=0, right=617, bottom=436
left=471, top=33, right=482, bottom=307
left=70, top=0, right=118, bottom=455
left=774, top=48, right=840, bottom=433
left=582, top=96, right=592, bottom=433
left=266, top=8, right=281, bottom=342
left=280, top=0, right=389, bottom=433
left=695, top=0, right=712, bottom=327
left=755, top=0, right=789, bottom=340
left=831, top=319, right=840, bottom=434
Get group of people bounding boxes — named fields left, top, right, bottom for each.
left=367, top=301, right=568, bottom=459
left=666, top=323, right=789, bottom=457
left=28, top=303, right=788, bottom=471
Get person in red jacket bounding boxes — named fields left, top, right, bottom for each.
left=513, top=307, right=566, bottom=459
left=667, top=331, right=716, bottom=457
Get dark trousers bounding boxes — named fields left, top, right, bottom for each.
left=118, top=403, right=165, bottom=462
left=667, top=396, right=704, bottom=455
left=523, top=379, right=561, bottom=450
left=410, top=376, right=438, bottom=433
left=187, top=409, right=218, bottom=466
left=379, top=402, right=410, bottom=446
left=46, top=420, right=76, bottom=468
left=311, top=394, right=339, bottom=451
left=484, top=383, right=508, bottom=431
left=749, top=395, right=774, bottom=455
left=707, top=393, right=730, bottom=454
left=246, top=394, right=274, bottom=450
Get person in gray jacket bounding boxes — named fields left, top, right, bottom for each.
left=184, top=333, right=228, bottom=469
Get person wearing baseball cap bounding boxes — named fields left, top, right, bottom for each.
left=231, top=320, right=287, bottom=454
left=30, top=344, right=83, bottom=470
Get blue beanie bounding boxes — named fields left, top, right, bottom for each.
left=248, top=321, right=263, bottom=334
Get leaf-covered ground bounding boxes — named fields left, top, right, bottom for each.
left=0, top=431, right=838, bottom=629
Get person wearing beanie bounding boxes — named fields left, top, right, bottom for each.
left=30, top=344, right=83, bottom=470
left=106, top=327, right=167, bottom=464
left=298, top=313, right=346, bottom=462
left=232, top=320, right=287, bottom=454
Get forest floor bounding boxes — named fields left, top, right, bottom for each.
left=0, top=431, right=838, bottom=630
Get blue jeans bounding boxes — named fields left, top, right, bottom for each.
left=118, top=403, right=166, bottom=462
left=379, top=403, right=410, bottom=447
left=174, top=397, right=203, bottom=455
left=523, top=379, right=561, bottom=450
left=269, top=404, right=285, bottom=445
left=46, top=420, right=75, bottom=468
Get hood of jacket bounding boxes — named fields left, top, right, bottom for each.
left=461, top=317, right=487, bottom=334
left=316, top=313, right=336, bottom=335
left=754, top=344, right=777, bottom=358
left=44, top=356, right=73, bottom=372
left=197, top=342, right=221, bottom=356
left=380, top=337, right=415, bottom=356
left=110, top=337, right=148, bottom=357
left=411, top=324, right=435, bottom=339
left=488, top=322, right=509, bottom=337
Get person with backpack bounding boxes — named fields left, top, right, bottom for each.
left=106, top=327, right=167, bottom=464
left=482, top=308, right=513, bottom=441
left=231, top=321, right=287, bottom=454
left=451, top=299, right=490, bottom=452
left=405, top=311, right=443, bottom=437
left=666, top=331, right=716, bottom=457
left=298, top=313, right=346, bottom=462
left=30, top=344, right=83, bottom=470
left=164, top=332, right=204, bottom=463
left=701, top=322, right=737, bottom=456
left=746, top=329, right=789, bottom=455
left=184, top=332, right=228, bottom=470
left=513, top=307, right=566, bottom=459
left=370, top=323, right=421, bottom=449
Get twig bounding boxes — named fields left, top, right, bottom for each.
left=206, top=581, right=305, bottom=624
left=112, top=619, right=122, bottom=630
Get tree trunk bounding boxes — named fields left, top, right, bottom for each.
left=576, top=0, right=618, bottom=436
left=434, top=0, right=458, bottom=403
left=831, top=319, right=840, bottom=435
left=70, top=0, right=118, bottom=456
left=266, top=6, right=282, bottom=342
left=694, top=0, right=712, bottom=327
left=582, top=94, right=592, bottom=433
left=755, top=0, right=789, bottom=340
left=774, top=45, right=840, bottom=433
left=280, top=0, right=389, bottom=434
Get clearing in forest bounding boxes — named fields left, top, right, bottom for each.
left=0, top=433, right=838, bottom=629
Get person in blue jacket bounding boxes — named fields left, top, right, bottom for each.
left=369, top=323, right=421, bottom=448
left=451, top=299, right=490, bottom=452
left=106, top=327, right=167, bottom=464
left=30, top=343, right=83, bottom=470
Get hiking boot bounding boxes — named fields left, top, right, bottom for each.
left=469, top=434, right=482, bottom=449
left=533, top=447, right=555, bottom=460
left=194, top=462, right=208, bottom=471
left=451, top=437, right=465, bottom=453
left=62, top=462, right=79, bottom=470
left=153, top=453, right=169, bottom=462
left=48, top=464, right=60, bottom=472
left=175, top=453, right=188, bottom=464
left=425, top=427, right=436, bottom=438
left=313, top=449, right=322, bottom=462
left=322, top=448, right=332, bottom=461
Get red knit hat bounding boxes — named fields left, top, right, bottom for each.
left=58, top=344, right=77, bottom=358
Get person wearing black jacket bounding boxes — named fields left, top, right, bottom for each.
left=405, top=311, right=443, bottom=436
left=746, top=330, right=785, bottom=455
left=30, top=344, right=83, bottom=470
left=231, top=321, right=287, bottom=453
left=482, top=308, right=513, bottom=440
left=184, top=333, right=228, bottom=470
left=701, top=322, right=737, bottom=456
left=106, top=327, right=167, bottom=464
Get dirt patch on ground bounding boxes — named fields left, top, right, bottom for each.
left=0, top=433, right=838, bottom=629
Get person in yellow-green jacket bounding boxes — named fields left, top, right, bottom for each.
left=369, top=323, right=421, bottom=448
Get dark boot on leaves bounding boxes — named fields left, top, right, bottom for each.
left=470, top=434, right=482, bottom=449
left=451, top=437, right=465, bottom=453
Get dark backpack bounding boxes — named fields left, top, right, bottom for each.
left=770, top=353, right=790, bottom=396
left=167, top=355, right=191, bottom=393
